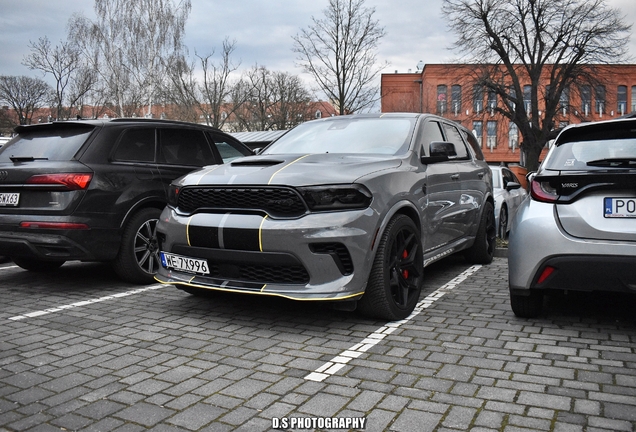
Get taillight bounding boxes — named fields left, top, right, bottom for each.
left=26, top=173, right=93, bottom=190
left=530, top=178, right=558, bottom=203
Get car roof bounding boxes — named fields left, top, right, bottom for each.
left=14, top=118, right=226, bottom=134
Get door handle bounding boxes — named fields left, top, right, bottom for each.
left=451, top=174, right=460, bottom=180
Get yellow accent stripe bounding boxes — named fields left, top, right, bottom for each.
left=260, top=284, right=267, bottom=292
left=154, top=277, right=364, bottom=302
left=195, top=165, right=223, bottom=185
left=268, top=154, right=311, bottom=185
left=186, top=215, right=193, bottom=246
left=258, top=215, right=268, bottom=252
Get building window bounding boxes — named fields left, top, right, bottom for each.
left=632, top=86, right=636, bottom=112
left=595, top=85, right=606, bottom=115
left=559, top=86, right=569, bottom=115
left=618, top=85, right=627, bottom=115
left=472, top=121, right=483, bottom=147
left=487, top=90, right=497, bottom=114
left=581, top=85, right=592, bottom=116
left=451, top=85, right=462, bottom=116
left=523, top=85, right=531, bottom=114
left=315, top=110, right=322, bottom=119
left=473, top=85, right=484, bottom=113
left=509, top=121, right=518, bottom=151
left=508, top=87, right=517, bottom=110
left=437, top=85, right=448, bottom=115
left=487, top=120, right=497, bottom=151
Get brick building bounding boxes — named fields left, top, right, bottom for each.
left=381, top=63, right=636, bottom=167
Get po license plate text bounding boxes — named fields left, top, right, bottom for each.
left=604, top=197, right=636, bottom=218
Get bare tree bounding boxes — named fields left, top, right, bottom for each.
left=0, top=76, right=52, bottom=126
left=292, top=0, right=387, bottom=115
left=442, top=0, right=631, bottom=171
left=22, top=37, right=88, bottom=120
left=69, top=0, right=191, bottom=118
left=269, top=71, right=312, bottom=129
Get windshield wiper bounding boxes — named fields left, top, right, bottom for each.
left=586, top=158, right=636, bottom=167
left=9, top=156, right=49, bottom=162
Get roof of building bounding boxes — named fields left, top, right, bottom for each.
left=230, top=130, right=288, bottom=144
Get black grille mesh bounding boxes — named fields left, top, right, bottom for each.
left=177, top=187, right=306, bottom=217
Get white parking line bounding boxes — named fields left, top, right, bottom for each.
left=8, top=284, right=166, bottom=321
left=304, top=265, right=482, bottom=382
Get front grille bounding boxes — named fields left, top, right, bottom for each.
left=201, top=262, right=309, bottom=284
left=177, top=187, right=307, bottom=218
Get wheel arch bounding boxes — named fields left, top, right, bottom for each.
left=119, top=198, right=167, bottom=231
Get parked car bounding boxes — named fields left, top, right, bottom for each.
left=155, top=113, right=495, bottom=320
left=0, top=118, right=252, bottom=283
left=509, top=117, right=636, bottom=317
left=490, top=165, right=527, bottom=238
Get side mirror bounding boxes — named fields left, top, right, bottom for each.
left=505, top=181, right=521, bottom=191
left=421, top=141, right=457, bottom=164
left=252, top=147, right=262, bottom=155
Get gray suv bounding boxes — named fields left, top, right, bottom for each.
left=155, top=113, right=495, bottom=320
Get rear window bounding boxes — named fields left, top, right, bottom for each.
left=545, top=138, right=636, bottom=171
left=0, top=126, right=94, bottom=162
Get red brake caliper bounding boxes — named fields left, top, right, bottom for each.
left=401, top=249, right=409, bottom=279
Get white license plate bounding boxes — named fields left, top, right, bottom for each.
left=604, top=197, right=636, bottom=218
left=0, top=192, right=19, bottom=207
left=160, top=252, right=210, bottom=274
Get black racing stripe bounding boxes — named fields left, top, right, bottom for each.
left=223, top=227, right=260, bottom=251
left=189, top=225, right=220, bottom=249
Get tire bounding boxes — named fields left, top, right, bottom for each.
left=464, top=200, right=496, bottom=264
left=11, top=257, right=65, bottom=272
left=510, top=290, right=543, bottom=318
left=113, top=208, right=162, bottom=284
left=498, top=206, right=508, bottom=239
left=358, top=214, right=423, bottom=321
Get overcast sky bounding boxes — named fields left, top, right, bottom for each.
left=1, top=0, right=635, bottom=89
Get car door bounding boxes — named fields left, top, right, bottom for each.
left=502, top=167, right=526, bottom=208
left=419, top=119, right=462, bottom=251
left=441, top=122, right=488, bottom=235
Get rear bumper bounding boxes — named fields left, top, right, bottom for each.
left=0, top=228, right=121, bottom=262
left=509, top=199, right=636, bottom=293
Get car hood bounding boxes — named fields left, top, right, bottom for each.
left=180, top=154, right=403, bottom=187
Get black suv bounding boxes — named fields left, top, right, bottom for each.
left=0, top=118, right=252, bottom=283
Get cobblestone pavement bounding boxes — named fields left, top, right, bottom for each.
left=1, top=256, right=635, bottom=431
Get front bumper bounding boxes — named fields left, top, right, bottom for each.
left=508, top=200, right=636, bottom=294
left=154, top=207, right=379, bottom=301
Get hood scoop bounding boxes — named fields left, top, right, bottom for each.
left=231, top=159, right=284, bottom=167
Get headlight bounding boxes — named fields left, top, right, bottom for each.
left=168, top=183, right=180, bottom=207
left=298, top=184, right=372, bottom=211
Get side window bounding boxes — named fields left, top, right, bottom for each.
left=503, top=168, right=519, bottom=185
left=442, top=123, right=469, bottom=159
left=158, top=128, right=215, bottom=167
left=419, top=121, right=445, bottom=156
left=463, top=129, right=485, bottom=161
left=113, top=128, right=156, bottom=162
left=210, top=133, right=250, bottom=163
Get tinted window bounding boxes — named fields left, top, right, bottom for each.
left=442, top=123, right=469, bottom=159
left=113, top=128, right=156, bottom=162
left=210, top=134, right=249, bottom=163
left=0, top=126, right=94, bottom=162
left=463, top=129, right=485, bottom=161
left=158, top=128, right=214, bottom=166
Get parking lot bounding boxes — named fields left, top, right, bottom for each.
left=1, top=256, right=636, bottom=431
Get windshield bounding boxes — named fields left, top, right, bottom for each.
left=0, top=126, right=95, bottom=162
left=544, top=138, right=636, bottom=171
left=262, top=117, right=416, bottom=155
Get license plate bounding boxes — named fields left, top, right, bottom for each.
left=604, top=197, right=636, bottom=218
left=160, top=252, right=210, bottom=274
left=0, top=192, right=19, bottom=207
